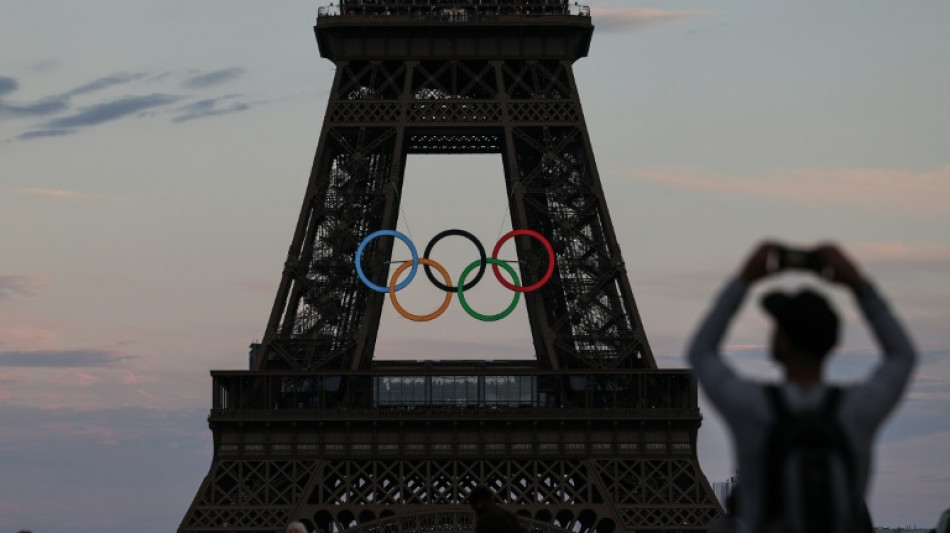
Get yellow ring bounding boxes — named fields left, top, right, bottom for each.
left=389, top=258, right=453, bottom=322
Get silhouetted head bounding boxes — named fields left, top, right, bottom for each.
left=470, top=485, right=496, bottom=514
left=286, top=521, right=308, bottom=533
left=937, top=507, right=950, bottom=533
left=762, top=288, right=839, bottom=367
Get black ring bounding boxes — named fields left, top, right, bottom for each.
left=423, top=229, right=486, bottom=293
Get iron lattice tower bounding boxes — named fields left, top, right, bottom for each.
left=180, top=3, right=722, bottom=532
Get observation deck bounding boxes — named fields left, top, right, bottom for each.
left=315, top=0, right=593, bottom=61
left=212, top=366, right=697, bottom=419
left=208, top=365, right=701, bottom=461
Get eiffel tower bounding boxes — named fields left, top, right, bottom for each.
left=180, top=2, right=722, bottom=532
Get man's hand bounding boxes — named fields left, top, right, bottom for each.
left=738, top=242, right=781, bottom=284
left=815, top=243, right=863, bottom=290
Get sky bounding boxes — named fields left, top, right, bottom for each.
left=1, top=0, right=949, bottom=531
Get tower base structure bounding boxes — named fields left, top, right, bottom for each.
left=181, top=365, right=720, bottom=532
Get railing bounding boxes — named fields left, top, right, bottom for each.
left=317, top=1, right=591, bottom=19
left=333, top=511, right=572, bottom=533
left=209, top=369, right=697, bottom=416
left=216, top=439, right=695, bottom=457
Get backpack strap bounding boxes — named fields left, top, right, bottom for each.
left=819, top=385, right=856, bottom=475
left=764, top=384, right=788, bottom=419
left=819, top=386, right=868, bottom=533
left=762, top=384, right=785, bottom=523
left=820, top=386, right=843, bottom=416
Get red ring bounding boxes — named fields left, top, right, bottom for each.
left=491, top=229, right=555, bottom=292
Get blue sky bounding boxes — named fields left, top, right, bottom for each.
left=1, top=1, right=949, bottom=531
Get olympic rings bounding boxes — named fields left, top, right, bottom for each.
left=390, top=258, right=453, bottom=322
left=423, top=229, right=486, bottom=293
left=354, top=228, right=554, bottom=321
left=457, top=258, right=520, bottom=322
left=491, top=229, right=555, bottom=292
left=356, top=229, right=418, bottom=293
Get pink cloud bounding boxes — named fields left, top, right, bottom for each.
left=850, top=242, right=950, bottom=265
left=0, top=308, right=66, bottom=351
left=32, top=392, right=65, bottom=410
left=624, top=164, right=950, bottom=217
left=727, top=343, right=767, bottom=350
left=12, top=187, right=104, bottom=199
left=590, top=7, right=717, bottom=33
left=0, top=325, right=61, bottom=347
left=49, top=371, right=101, bottom=387
left=76, top=372, right=100, bottom=387
left=123, top=372, right=157, bottom=384
left=137, top=388, right=158, bottom=401
left=0, top=274, right=46, bottom=300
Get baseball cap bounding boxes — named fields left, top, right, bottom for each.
left=761, top=288, right=839, bottom=356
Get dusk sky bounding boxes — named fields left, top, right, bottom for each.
left=1, top=1, right=948, bottom=532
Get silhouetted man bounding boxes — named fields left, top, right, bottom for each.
left=470, top=485, right=523, bottom=533
left=688, top=243, right=916, bottom=533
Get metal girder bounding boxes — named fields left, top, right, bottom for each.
left=183, top=456, right=718, bottom=532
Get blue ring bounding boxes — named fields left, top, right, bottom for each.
left=356, top=230, right=418, bottom=293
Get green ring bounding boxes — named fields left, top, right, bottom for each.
left=457, top=258, right=520, bottom=322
